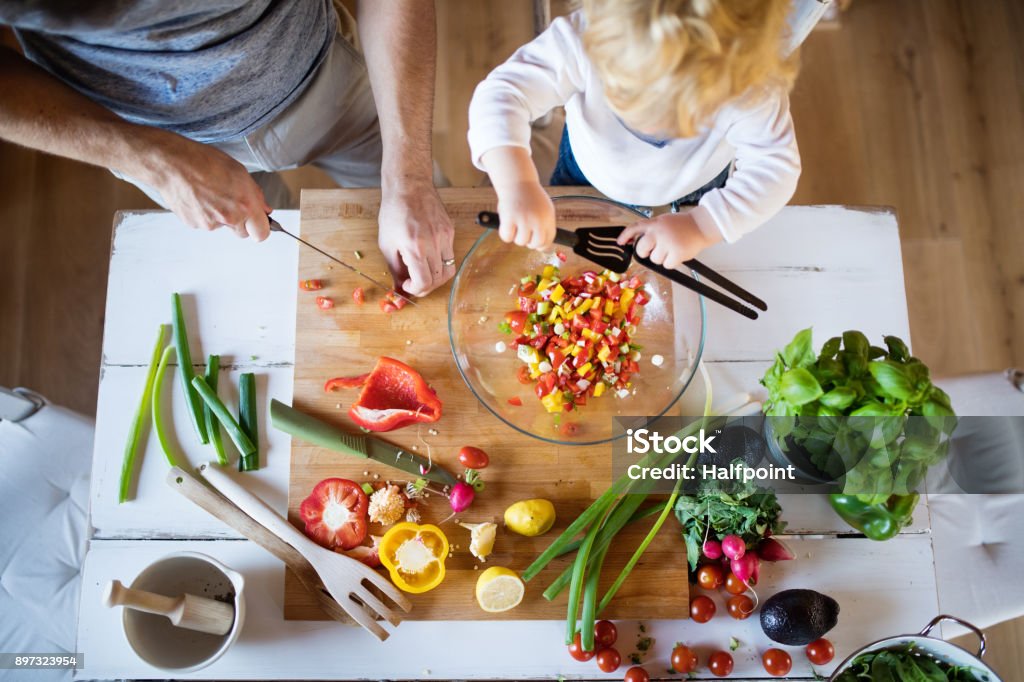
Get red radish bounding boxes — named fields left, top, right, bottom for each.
left=757, top=537, right=795, bottom=562
left=300, top=478, right=368, bottom=550
left=730, top=552, right=760, bottom=587
left=703, top=539, right=723, bottom=560
left=722, top=534, right=746, bottom=560
left=449, top=481, right=476, bottom=512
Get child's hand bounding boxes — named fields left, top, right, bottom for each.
left=495, top=180, right=557, bottom=249
left=617, top=211, right=722, bottom=269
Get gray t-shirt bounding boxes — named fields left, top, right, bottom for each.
left=1, top=0, right=336, bottom=142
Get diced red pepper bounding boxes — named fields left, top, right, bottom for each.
left=507, top=396, right=523, bottom=406
left=516, top=366, right=533, bottom=384
left=324, top=374, right=370, bottom=391
left=519, top=280, right=538, bottom=296
left=556, top=251, right=568, bottom=262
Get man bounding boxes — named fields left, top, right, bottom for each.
left=0, top=1, right=456, bottom=297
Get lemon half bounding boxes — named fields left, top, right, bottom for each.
left=475, top=566, right=525, bottom=613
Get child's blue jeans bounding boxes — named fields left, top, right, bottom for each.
left=549, top=126, right=730, bottom=211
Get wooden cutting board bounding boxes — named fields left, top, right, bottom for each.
left=286, top=188, right=688, bottom=621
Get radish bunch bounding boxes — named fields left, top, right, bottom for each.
left=701, top=534, right=795, bottom=589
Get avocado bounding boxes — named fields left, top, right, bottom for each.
left=760, top=588, right=839, bottom=645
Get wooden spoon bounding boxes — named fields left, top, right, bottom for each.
left=103, top=580, right=234, bottom=636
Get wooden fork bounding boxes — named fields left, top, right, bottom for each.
left=196, top=463, right=412, bottom=640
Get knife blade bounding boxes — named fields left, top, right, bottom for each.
left=267, top=216, right=417, bottom=307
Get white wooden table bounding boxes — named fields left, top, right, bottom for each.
left=77, top=206, right=940, bottom=680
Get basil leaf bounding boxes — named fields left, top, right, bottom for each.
left=869, top=359, right=916, bottom=401
left=842, top=330, right=870, bottom=358
left=820, top=386, right=857, bottom=410
left=869, top=345, right=888, bottom=360
left=884, top=335, right=910, bottom=362
left=779, top=368, right=824, bottom=406
left=819, top=335, right=842, bottom=359
left=782, top=327, right=815, bottom=368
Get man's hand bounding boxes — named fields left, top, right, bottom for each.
left=377, top=182, right=455, bottom=297
left=618, top=211, right=722, bottom=270
left=494, top=180, right=556, bottom=249
left=144, top=135, right=272, bottom=241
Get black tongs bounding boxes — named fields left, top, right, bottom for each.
left=476, top=211, right=766, bottom=320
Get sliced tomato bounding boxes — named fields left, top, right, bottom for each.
left=535, top=373, right=557, bottom=398
left=380, top=299, right=399, bottom=314
left=300, top=478, right=368, bottom=550
left=516, top=366, right=533, bottom=384
left=352, top=287, right=365, bottom=305
left=316, top=296, right=334, bottom=310
left=300, top=279, right=324, bottom=291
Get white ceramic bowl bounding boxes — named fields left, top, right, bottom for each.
left=122, top=552, right=245, bottom=673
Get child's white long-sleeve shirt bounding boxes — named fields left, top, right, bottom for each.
left=467, top=12, right=801, bottom=243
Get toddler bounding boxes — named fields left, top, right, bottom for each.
left=468, top=0, right=801, bottom=270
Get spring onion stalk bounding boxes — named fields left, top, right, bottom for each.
left=579, top=542, right=611, bottom=651
left=118, top=324, right=167, bottom=502
left=555, top=503, right=665, bottom=559
left=151, top=345, right=182, bottom=468
left=237, top=372, right=259, bottom=472
left=545, top=494, right=651, bottom=602
left=523, top=489, right=618, bottom=583
left=203, top=355, right=228, bottom=466
left=191, top=376, right=256, bottom=459
left=564, top=504, right=611, bottom=645
left=172, top=293, right=208, bottom=443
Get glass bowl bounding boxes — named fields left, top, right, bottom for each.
left=448, top=195, right=706, bottom=445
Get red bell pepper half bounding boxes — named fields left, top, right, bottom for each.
left=323, top=357, right=442, bottom=431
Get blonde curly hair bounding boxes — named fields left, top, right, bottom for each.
left=581, top=0, right=798, bottom=138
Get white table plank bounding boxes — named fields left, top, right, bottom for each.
left=77, top=535, right=937, bottom=680
left=101, top=211, right=300, bottom=366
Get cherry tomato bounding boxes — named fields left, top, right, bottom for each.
left=596, top=648, right=621, bottom=674
left=300, top=279, right=324, bottom=291
left=623, top=666, right=649, bottom=682
left=689, top=595, right=716, bottom=623
left=559, top=421, right=581, bottom=436
left=316, top=296, right=334, bottom=310
left=726, top=594, right=755, bottom=620
left=724, top=572, right=747, bottom=595
left=507, top=396, right=523, bottom=406
left=697, top=563, right=725, bottom=590
left=762, top=649, right=792, bottom=676
left=708, top=651, right=734, bottom=677
left=352, top=287, right=364, bottom=305
left=594, top=620, right=617, bottom=648
left=806, top=638, right=835, bottom=665
left=567, top=632, right=595, bottom=662
left=670, top=645, right=698, bottom=673
left=457, top=446, right=490, bottom=470
left=379, top=299, right=398, bottom=313
left=505, top=310, right=529, bottom=334
left=516, top=366, right=533, bottom=384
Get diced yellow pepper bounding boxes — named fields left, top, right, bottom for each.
left=620, top=288, right=636, bottom=312
left=550, top=284, right=565, bottom=304
left=542, top=265, right=556, bottom=279
left=604, top=300, right=615, bottom=316
left=577, top=362, right=592, bottom=376
left=594, top=382, right=606, bottom=397
left=541, top=392, right=564, bottom=413
left=581, top=328, right=597, bottom=341
left=597, top=345, right=611, bottom=362
left=591, top=297, right=603, bottom=312
left=569, top=345, right=581, bottom=357
left=537, top=278, right=554, bottom=292
left=577, top=299, right=593, bottom=314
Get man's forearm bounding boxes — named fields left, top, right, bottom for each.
left=0, top=46, right=180, bottom=186
left=357, top=1, right=437, bottom=192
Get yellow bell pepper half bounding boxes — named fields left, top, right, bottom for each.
left=378, top=522, right=449, bottom=594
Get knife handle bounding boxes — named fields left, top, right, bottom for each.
left=475, top=211, right=577, bottom=248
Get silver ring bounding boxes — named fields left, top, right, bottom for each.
left=443, top=258, right=456, bottom=267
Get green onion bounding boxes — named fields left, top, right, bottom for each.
left=191, top=376, right=256, bottom=459
left=522, top=487, right=618, bottom=583
left=118, top=324, right=167, bottom=502
left=579, top=542, right=610, bottom=652
left=565, top=504, right=611, bottom=644
left=238, top=372, right=259, bottom=472
left=172, top=293, right=208, bottom=443
left=151, top=345, right=182, bottom=468
left=203, top=355, right=228, bottom=466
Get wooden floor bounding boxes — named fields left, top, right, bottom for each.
left=1, top=0, right=1022, bottom=675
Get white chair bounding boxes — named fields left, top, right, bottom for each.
left=0, top=388, right=93, bottom=682
left=928, top=370, right=1024, bottom=636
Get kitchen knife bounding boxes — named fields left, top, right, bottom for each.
left=267, top=216, right=417, bottom=307
left=270, top=400, right=457, bottom=487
